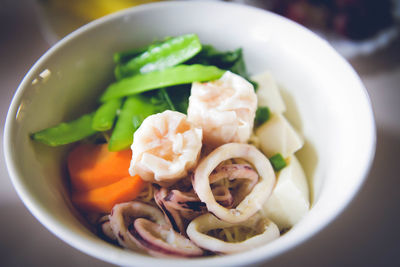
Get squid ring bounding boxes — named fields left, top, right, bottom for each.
left=186, top=212, right=279, bottom=254
left=193, top=143, right=275, bottom=223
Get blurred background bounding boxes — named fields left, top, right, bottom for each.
left=0, top=0, right=399, bottom=266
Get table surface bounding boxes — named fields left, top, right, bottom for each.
left=1, top=1, right=399, bottom=266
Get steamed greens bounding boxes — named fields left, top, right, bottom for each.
left=31, top=34, right=255, bottom=151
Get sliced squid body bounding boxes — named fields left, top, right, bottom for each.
left=187, top=213, right=279, bottom=254
left=255, top=113, right=304, bottom=158
left=109, top=201, right=166, bottom=251
left=262, top=156, right=310, bottom=230
left=129, top=110, right=202, bottom=185
left=187, top=71, right=257, bottom=147
left=193, top=143, right=276, bottom=223
left=129, top=218, right=204, bottom=258
left=251, top=71, right=286, bottom=114
left=98, top=215, right=117, bottom=242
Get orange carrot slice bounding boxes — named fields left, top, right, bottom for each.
left=72, top=175, right=145, bottom=213
left=68, top=143, right=132, bottom=192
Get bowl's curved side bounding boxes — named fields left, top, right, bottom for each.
left=3, top=1, right=376, bottom=267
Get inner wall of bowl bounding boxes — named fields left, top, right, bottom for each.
left=8, top=2, right=374, bottom=266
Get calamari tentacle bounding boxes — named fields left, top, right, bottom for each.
left=209, top=163, right=258, bottom=184
left=210, top=163, right=259, bottom=205
left=212, top=185, right=234, bottom=208
left=155, top=184, right=235, bottom=234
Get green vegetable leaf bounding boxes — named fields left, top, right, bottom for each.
left=165, top=84, right=191, bottom=114
left=187, top=45, right=258, bottom=90
left=188, top=45, right=242, bottom=69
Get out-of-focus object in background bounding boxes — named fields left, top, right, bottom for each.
left=36, top=0, right=399, bottom=57
left=270, top=0, right=400, bottom=58
left=234, top=0, right=399, bottom=58
left=273, top=0, right=394, bottom=40
left=35, top=0, right=160, bottom=44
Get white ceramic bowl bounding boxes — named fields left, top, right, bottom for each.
left=4, top=1, right=375, bottom=266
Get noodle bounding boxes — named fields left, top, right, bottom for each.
left=206, top=225, right=261, bottom=243
left=136, top=182, right=154, bottom=203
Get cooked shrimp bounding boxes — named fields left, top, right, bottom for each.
left=187, top=71, right=257, bottom=147
left=129, top=110, right=202, bottom=186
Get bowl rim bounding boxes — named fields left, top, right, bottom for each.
left=3, top=1, right=376, bottom=266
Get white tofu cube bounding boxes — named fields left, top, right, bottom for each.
left=255, top=113, right=304, bottom=158
left=252, top=71, right=286, bottom=114
left=262, top=156, right=310, bottom=230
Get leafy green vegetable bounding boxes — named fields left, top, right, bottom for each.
left=165, top=84, right=191, bottom=114
left=188, top=45, right=258, bottom=90
left=31, top=113, right=97, bottom=146
left=92, top=98, right=123, bottom=131
left=187, top=45, right=242, bottom=69
left=270, top=153, right=287, bottom=171
left=115, top=34, right=202, bottom=79
left=101, top=64, right=225, bottom=102
left=31, top=34, right=259, bottom=151
left=254, top=106, right=271, bottom=127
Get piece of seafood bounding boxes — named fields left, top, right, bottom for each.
left=97, top=215, right=117, bottom=242
left=193, top=143, right=275, bottom=223
left=129, top=218, right=204, bottom=258
left=109, top=201, right=166, bottom=250
left=129, top=110, right=202, bottom=186
left=209, top=163, right=258, bottom=206
left=187, top=213, right=279, bottom=254
left=187, top=71, right=257, bottom=147
left=154, top=184, right=233, bottom=234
